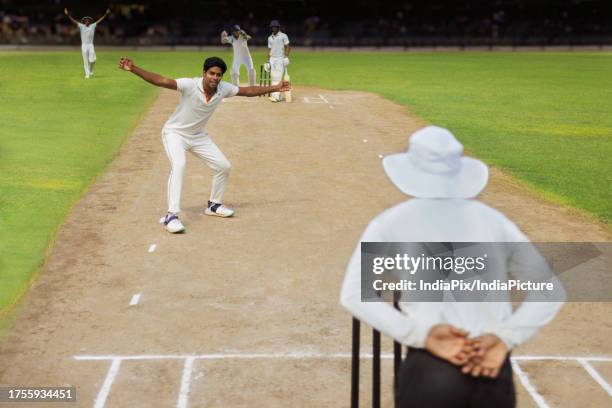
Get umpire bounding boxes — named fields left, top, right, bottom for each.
left=340, top=126, right=565, bottom=407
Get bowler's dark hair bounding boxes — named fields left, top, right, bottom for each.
left=203, top=57, right=227, bottom=74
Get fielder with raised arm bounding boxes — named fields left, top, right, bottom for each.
left=64, top=7, right=110, bottom=79
left=118, top=56, right=290, bottom=233
left=221, top=25, right=256, bottom=86
left=267, top=20, right=290, bottom=102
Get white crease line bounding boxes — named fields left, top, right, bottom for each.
left=74, top=353, right=612, bottom=362
left=578, top=358, right=612, bottom=396
left=319, top=94, right=330, bottom=104
left=94, top=358, right=121, bottom=408
left=75, top=353, right=388, bottom=361
left=148, top=244, right=157, bottom=253
left=329, top=105, right=334, bottom=109
left=512, top=356, right=612, bottom=362
left=300, top=98, right=344, bottom=105
left=511, top=360, right=550, bottom=408
left=129, top=293, right=142, bottom=306
left=176, top=357, right=196, bottom=408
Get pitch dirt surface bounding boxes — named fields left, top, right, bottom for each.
left=1, top=87, right=611, bottom=408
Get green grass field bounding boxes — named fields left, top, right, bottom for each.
left=1, top=50, right=611, bottom=324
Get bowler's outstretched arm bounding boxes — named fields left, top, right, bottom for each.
left=118, top=57, right=177, bottom=90
left=237, top=81, right=291, bottom=97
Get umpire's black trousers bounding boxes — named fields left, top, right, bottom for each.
left=395, top=348, right=516, bottom=408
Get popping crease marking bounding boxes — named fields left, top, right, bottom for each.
left=75, top=354, right=612, bottom=408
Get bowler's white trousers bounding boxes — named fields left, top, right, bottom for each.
left=162, top=131, right=231, bottom=214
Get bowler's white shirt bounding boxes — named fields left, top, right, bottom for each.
left=268, top=32, right=289, bottom=58
left=78, top=22, right=97, bottom=45
left=163, top=78, right=239, bottom=137
left=227, top=35, right=251, bottom=59
left=340, top=198, right=565, bottom=349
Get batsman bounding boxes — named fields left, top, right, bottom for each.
left=267, top=20, right=291, bottom=102
left=118, top=56, right=290, bottom=233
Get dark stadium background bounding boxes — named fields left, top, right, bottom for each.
left=1, top=0, right=610, bottom=46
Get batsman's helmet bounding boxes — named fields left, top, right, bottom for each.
left=269, top=20, right=280, bottom=28
left=232, top=24, right=241, bottom=32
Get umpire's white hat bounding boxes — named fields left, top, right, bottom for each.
left=382, top=126, right=489, bottom=198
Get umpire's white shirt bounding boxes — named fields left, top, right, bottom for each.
left=163, top=78, right=239, bottom=137
left=78, top=23, right=96, bottom=45
left=268, top=32, right=289, bottom=58
left=340, top=198, right=565, bottom=349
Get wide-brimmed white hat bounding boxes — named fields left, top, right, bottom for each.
left=382, top=126, right=488, bottom=198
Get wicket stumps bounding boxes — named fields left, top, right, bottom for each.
left=259, top=64, right=271, bottom=97
left=351, top=297, right=403, bottom=408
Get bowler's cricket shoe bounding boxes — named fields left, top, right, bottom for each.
left=205, top=201, right=235, bottom=218
left=159, top=213, right=186, bottom=233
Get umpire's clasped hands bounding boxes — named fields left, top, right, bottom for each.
left=424, top=324, right=509, bottom=378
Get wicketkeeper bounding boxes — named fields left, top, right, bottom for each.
left=221, top=25, right=256, bottom=86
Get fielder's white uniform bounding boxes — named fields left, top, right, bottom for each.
left=162, top=78, right=239, bottom=214
left=268, top=31, right=290, bottom=100
left=225, top=34, right=256, bottom=86
left=78, top=22, right=97, bottom=77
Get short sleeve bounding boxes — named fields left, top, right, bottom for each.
left=268, top=36, right=272, bottom=48
left=175, top=78, right=192, bottom=93
left=226, top=36, right=233, bottom=44
left=90, top=22, right=97, bottom=29
left=78, top=23, right=84, bottom=29
left=283, top=34, right=290, bottom=45
left=220, top=81, right=239, bottom=98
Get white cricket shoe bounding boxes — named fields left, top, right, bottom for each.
left=205, top=202, right=234, bottom=218
left=268, top=96, right=280, bottom=103
left=159, top=213, right=185, bottom=233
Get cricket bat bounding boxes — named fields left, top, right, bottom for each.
left=283, top=68, right=292, bottom=103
